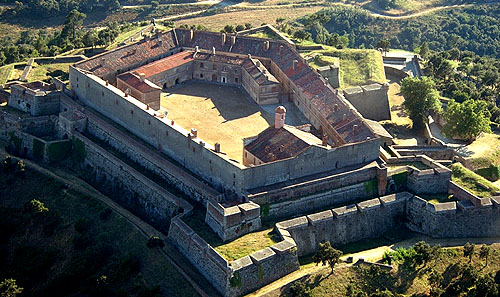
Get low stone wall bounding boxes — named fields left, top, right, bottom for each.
left=343, top=83, right=391, bottom=121
left=407, top=167, right=451, bottom=194
left=34, top=55, right=86, bottom=64
left=448, top=181, right=494, bottom=207
left=75, top=132, right=191, bottom=230
left=276, top=192, right=411, bottom=256
left=205, top=199, right=262, bottom=242
left=406, top=195, right=500, bottom=238
left=168, top=213, right=300, bottom=297
left=384, top=66, right=409, bottom=80
left=85, top=110, right=220, bottom=204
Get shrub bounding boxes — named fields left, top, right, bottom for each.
left=29, top=199, right=49, bottom=213
left=288, top=280, right=311, bottom=297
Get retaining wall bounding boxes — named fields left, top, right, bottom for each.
left=343, top=83, right=391, bottom=121
left=75, top=132, right=191, bottom=229
left=406, top=195, right=500, bottom=238
left=276, top=192, right=411, bottom=256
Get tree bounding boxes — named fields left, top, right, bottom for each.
left=30, top=199, right=49, bottom=213
left=470, top=274, right=498, bottom=297
left=288, top=280, right=311, bottom=297
left=313, top=242, right=343, bottom=274
left=413, top=241, right=439, bottom=267
left=244, top=23, right=252, bottom=30
left=400, top=76, right=441, bottom=129
left=0, top=279, right=23, bottom=297
left=480, top=245, right=491, bottom=267
left=223, top=25, right=235, bottom=33
left=419, top=41, right=430, bottom=59
left=376, top=39, right=391, bottom=56
left=464, top=242, right=474, bottom=263
left=442, top=99, right=491, bottom=141
left=293, top=29, right=310, bottom=41
left=235, top=24, right=245, bottom=32
left=64, top=9, right=86, bottom=41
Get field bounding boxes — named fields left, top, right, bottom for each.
left=459, top=133, right=500, bottom=170
left=184, top=205, right=279, bottom=262
left=363, top=0, right=443, bottom=15
left=175, top=7, right=323, bottom=31
left=0, top=64, right=13, bottom=84
left=161, top=82, right=273, bottom=164
left=294, top=243, right=500, bottom=297
left=0, top=155, right=198, bottom=297
left=451, top=163, right=500, bottom=198
left=28, top=63, right=72, bottom=82
left=302, top=46, right=386, bottom=88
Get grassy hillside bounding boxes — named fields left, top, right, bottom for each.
left=287, top=242, right=500, bottom=297
left=0, top=157, right=198, bottom=297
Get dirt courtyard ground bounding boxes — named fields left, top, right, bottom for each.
left=160, top=82, right=273, bottom=164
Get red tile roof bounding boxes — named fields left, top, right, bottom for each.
left=245, top=126, right=323, bottom=163
left=132, top=51, right=194, bottom=78
left=117, top=72, right=161, bottom=93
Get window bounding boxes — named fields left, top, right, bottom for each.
left=200, top=73, right=204, bottom=78
left=192, top=147, right=196, bottom=152
left=88, top=83, right=90, bottom=87
left=222, top=66, right=227, bottom=72
left=102, top=91, right=104, bottom=97
left=166, top=130, right=168, bottom=136
left=235, top=69, right=238, bottom=74
left=131, top=110, right=134, bottom=115
left=213, top=64, right=217, bottom=70
left=200, top=62, right=204, bottom=68
left=148, top=120, right=151, bottom=125
left=235, top=77, right=239, bottom=83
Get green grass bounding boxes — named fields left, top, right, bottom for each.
left=419, top=193, right=457, bottom=204
left=184, top=205, right=279, bottom=262
left=451, top=163, right=500, bottom=198
left=0, top=162, right=198, bottom=296
left=302, top=44, right=386, bottom=88
left=0, top=64, right=14, bottom=84
left=29, top=63, right=72, bottom=82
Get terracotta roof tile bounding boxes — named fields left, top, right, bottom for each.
left=117, top=72, right=160, bottom=93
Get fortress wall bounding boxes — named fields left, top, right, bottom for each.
left=249, top=164, right=378, bottom=204
left=264, top=182, right=376, bottom=220
left=0, top=110, right=21, bottom=141
left=277, top=192, right=411, bottom=256
left=407, top=167, right=452, bottom=194
left=343, top=84, right=391, bottom=121
left=70, top=67, right=246, bottom=194
left=406, top=195, right=500, bottom=238
left=85, top=113, right=219, bottom=203
left=74, top=132, right=190, bottom=229
left=168, top=216, right=230, bottom=295
left=242, top=139, right=381, bottom=190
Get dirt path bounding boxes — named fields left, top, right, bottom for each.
left=0, top=145, right=220, bottom=297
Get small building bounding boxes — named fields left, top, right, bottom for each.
left=116, top=72, right=162, bottom=110
left=8, top=81, right=60, bottom=116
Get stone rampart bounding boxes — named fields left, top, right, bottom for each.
left=276, top=192, right=411, bottom=256
left=343, top=83, right=391, bottom=121
left=168, top=213, right=299, bottom=297
left=75, top=132, right=191, bottom=229
left=205, top=199, right=262, bottom=242
left=448, top=181, right=495, bottom=207
left=407, top=166, right=451, bottom=194
left=84, top=109, right=219, bottom=204
left=406, top=195, right=500, bottom=238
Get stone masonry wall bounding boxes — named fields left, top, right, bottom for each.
left=168, top=213, right=300, bottom=297
left=343, top=83, right=391, bottom=121
left=406, top=195, right=500, bottom=238
left=84, top=110, right=219, bottom=204
left=75, top=132, right=191, bottom=229
left=277, top=192, right=410, bottom=256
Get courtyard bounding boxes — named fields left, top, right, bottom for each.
left=160, top=81, right=273, bottom=164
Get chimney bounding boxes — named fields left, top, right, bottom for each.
left=293, top=60, right=298, bottom=70
left=100, top=58, right=106, bottom=67
left=171, top=120, right=175, bottom=125
left=231, top=35, right=236, bottom=45
left=248, top=54, right=252, bottom=59
left=274, top=106, right=286, bottom=129
left=353, top=125, right=358, bottom=133
left=124, top=88, right=130, bottom=97
left=164, top=110, right=169, bottom=117
left=191, top=128, right=198, bottom=138
left=322, top=135, right=328, bottom=146
left=195, top=45, right=199, bottom=52
left=343, top=113, right=347, bottom=121
left=215, top=143, right=221, bottom=153
left=279, top=45, right=283, bottom=53
left=264, top=41, right=269, bottom=51
left=190, top=29, right=194, bottom=40
left=212, top=47, right=216, bottom=55
left=222, top=33, right=226, bottom=44
left=146, top=105, right=149, bottom=110
left=256, top=60, right=261, bottom=67
left=105, top=81, right=109, bottom=86
left=139, top=73, right=146, bottom=82
left=333, top=104, right=338, bottom=112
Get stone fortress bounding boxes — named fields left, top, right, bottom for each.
left=1, top=25, right=499, bottom=297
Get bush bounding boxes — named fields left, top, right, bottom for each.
left=29, top=199, right=49, bottom=213
left=288, top=280, right=311, bottom=297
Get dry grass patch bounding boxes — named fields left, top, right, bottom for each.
left=175, top=7, right=323, bottom=31
left=29, top=62, right=71, bottom=82
left=161, top=82, right=273, bottom=163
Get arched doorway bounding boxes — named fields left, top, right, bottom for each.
left=175, top=78, right=179, bottom=85
left=212, top=74, right=217, bottom=82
